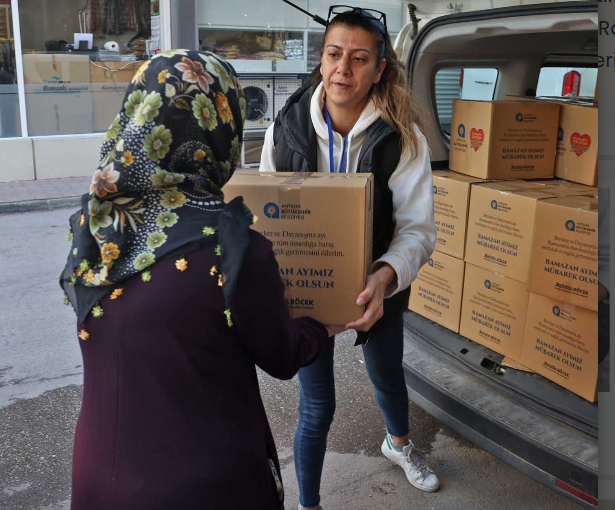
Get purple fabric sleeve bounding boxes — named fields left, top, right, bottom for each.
left=231, top=231, right=329, bottom=380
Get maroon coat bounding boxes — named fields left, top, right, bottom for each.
left=71, top=231, right=327, bottom=510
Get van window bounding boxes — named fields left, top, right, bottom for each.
left=536, top=67, right=597, bottom=98
left=434, top=68, right=498, bottom=135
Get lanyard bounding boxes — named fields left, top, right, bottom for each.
left=324, top=103, right=348, bottom=173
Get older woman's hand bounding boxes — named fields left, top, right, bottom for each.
left=325, top=325, right=347, bottom=338
left=345, top=264, right=397, bottom=332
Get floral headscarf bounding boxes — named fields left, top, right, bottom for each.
left=60, top=50, right=253, bottom=323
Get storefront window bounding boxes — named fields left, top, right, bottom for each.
left=0, top=0, right=20, bottom=138
left=16, top=0, right=161, bottom=137
left=199, top=28, right=305, bottom=74
left=307, top=31, right=324, bottom=72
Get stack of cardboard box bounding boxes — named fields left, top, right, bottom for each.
left=521, top=195, right=599, bottom=401
left=460, top=180, right=594, bottom=362
left=90, top=61, right=141, bottom=132
left=506, top=95, right=598, bottom=186
left=22, top=54, right=94, bottom=136
left=21, top=54, right=140, bottom=136
left=408, top=171, right=479, bottom=333
left=409, top=97, right=599, bottom=401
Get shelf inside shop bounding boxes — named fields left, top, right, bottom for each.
left=199, top=27, right=305, bottom=74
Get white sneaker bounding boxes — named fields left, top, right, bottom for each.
left=381, top=434, right=440, bottom=492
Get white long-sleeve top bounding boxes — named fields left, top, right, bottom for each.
left=259, top=82, right=436, bottom=297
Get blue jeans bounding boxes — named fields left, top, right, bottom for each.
left=294, top=315, right=408, bottom=508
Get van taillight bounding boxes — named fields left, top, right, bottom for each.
left=562, top=71, right=581, bottom=96
left=555, top=479, right=598, bottom=506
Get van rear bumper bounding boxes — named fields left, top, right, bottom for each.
left=402, top=312, right=598, bottom=508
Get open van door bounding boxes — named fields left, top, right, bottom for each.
left=397, top=3, right=600, bottom=508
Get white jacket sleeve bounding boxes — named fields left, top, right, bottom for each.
left=373, top=131, right=436, bottom=297
left=259, top=124, right=277, bottom=172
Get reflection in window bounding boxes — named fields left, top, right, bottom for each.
left=199, top=28, right=305, bottom=74
left=0, top=1, right=21, bottom=138
left=307, top=32, right=324, bottom=72
left=537, top=67, right=597, bottom=98
left=17, top=0, right=155, bottom=136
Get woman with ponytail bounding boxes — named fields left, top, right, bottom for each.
left=260, top=7, right=438, bottom=509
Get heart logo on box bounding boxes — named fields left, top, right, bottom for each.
left=470, top=128, right=484, bottom=151
left=570, top=132, right=591, bottom=156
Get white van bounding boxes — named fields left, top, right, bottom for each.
left=395, top=2, right=600, bottom=508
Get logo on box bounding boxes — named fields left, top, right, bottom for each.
left=470, top=128, right=484, bottom=151
left=264, top=202, right=280, bottom=219
left=458, top=124, right=466, bottom=138
left=433, top=185, right=438, bottom=195
left=516, top=113, right=524, bottom=122
left=491, top=200, right=498, bottom=210
left=558, top=127, right=564, bottom=142
left=570, top=132, right=591, bottom=157
left=552, top=305, right=576, bottom=322
left=484, top=280, right=492, bottom=290
left=428, top=258, right=434, bottom=267
left=565, top=220, right=576, bottom=232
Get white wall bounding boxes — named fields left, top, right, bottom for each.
left=0, top=138, right=35, bottom=182
left=32, top=135, right=104, bottom=180
left=1, top=134, right=103, bottom=182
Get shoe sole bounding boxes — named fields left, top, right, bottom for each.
left=381, top=442, right=440, bottom=493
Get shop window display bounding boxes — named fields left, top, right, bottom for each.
left=0, top=0, right=20, bottom=138
left=306, top=31, right=324, bottom=72
left=199, top=28, right=305, bottom=73
left=17, top=0, right=159, bottom=136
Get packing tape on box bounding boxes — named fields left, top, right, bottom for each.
left=280, top=173, right=312, bottom=185
left=279, top=173, right=312, bottom=206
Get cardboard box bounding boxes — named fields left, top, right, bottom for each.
left=432, top=170, right=489, bottom=259
left=409, top=250, right=465, bottom=333
left=223, top=172, right=373, bottom=325
left=527, top=196, right=599, bottom=311
left=505, top=95, right=595, bottom=105
left=22, top=54, right=94, bottom=136
left=521, top=293, right=598, bottom=402
left=465, top=181, right=595, bottom=283
left=534, top=179, right=598, bottom=196
left=505, top=96, right=598, bottom=186
left=90, top=61, right=140, bottom=132
left=449, top=99, right=560, bottom=180
left=501, top=357, right=534, bottom=373
left=554, top=102, right=598, bottom=186
left=459, top=263, right=530, bottom=361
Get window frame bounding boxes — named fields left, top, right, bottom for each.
left=5, top=0, right=175, bottom=141
left=432, top=65, right=500, bottom=138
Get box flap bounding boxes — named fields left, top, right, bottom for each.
left=433, top=170, right=488, bottom=184
left=538, top=195, right=599, bottom=213
left=230, top=171, right=372, bottom=189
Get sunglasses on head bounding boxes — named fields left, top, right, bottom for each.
left=327, top=5, right=387, bottom=52
left=281, top=1, right=388, bottom=56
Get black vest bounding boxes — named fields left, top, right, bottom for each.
left=272, top=82, right=410, bottom=343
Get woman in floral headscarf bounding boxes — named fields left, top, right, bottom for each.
left=61, top=50, right=333, bottom=510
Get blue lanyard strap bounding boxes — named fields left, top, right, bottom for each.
left=324, top=103, right=348, bottom=173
